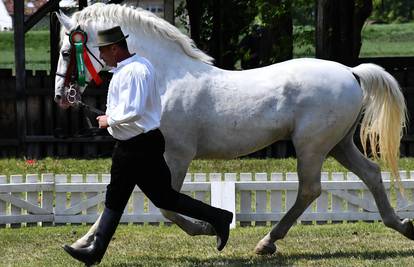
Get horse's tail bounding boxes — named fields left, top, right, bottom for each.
left=352, top=63, right=407, bottom=186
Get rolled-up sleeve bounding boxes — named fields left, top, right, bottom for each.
left=107, top=69, right=149, bottom=127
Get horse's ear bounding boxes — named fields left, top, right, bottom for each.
left=55, top=10, right=73, bottom=31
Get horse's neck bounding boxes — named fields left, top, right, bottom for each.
left=128, top=33, right=219, bottom=90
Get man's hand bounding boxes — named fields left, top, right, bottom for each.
left=97, top=115, right=109, bottom=129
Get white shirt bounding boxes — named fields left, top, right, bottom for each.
left=106, top=54, right=161, bottom=140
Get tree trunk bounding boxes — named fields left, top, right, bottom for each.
left=186, top=0, right=201, bottom=45
left=316, top=0, right=372, bottom=66
left=353, top=0, right=373, bottom=59
left=164, top=0, right=175, bottom=25
left=211, top=0, right=222, bottom=66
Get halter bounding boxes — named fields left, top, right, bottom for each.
left=56, top=27, right=104, bottom=101
left=56, top=27, right=105, bottom=115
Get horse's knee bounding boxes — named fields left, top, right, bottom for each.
left=367, top=163, right=381, bottom=178
left=362, top=162, right=384, bottom=190
left=299, top=183, right=321, bottom=204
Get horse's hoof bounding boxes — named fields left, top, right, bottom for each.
left=401, top=218, right=414, bottom=240
left=254, top=240, right=276, bottom=255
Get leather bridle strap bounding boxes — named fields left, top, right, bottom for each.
left=56, top=27, right=104, bottom=87
left=64, top=46, right=77, bottom=87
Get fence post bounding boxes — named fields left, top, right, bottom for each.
left=211, top=179, right=236, bottom=229
left=240, top=173, right=252, bottom=226
left=331, top=172, right=345, bottom=223
left=26, top=174, right=39, bottom=227
left=316, top=172, right=329, bottom=224
left=41, top=173, right=54, bottom=226
left=0, top=175, right=6, bottom=228
left=255, top=173, right=268, bottom=226
left=86, top=174, right=98, bottom=224
left=270, top=173, right=283, bottom=224
left=55, top=174, right=67, bottom=225
left=10, top=175, right=23, bottom=228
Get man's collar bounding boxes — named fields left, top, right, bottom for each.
left=109, top=53, right=138, bottom=73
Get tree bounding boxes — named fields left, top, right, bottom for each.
left=316, top=0, right=373, bottom=65
left=240, top=0, right=293, bottom=69
left=180, top=0, right=293, bottom=70
left=371, top=0, right=414, bottom=23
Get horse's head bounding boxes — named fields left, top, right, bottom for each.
left=54, top=10, right=104, bottom=109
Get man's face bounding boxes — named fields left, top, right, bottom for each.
left=99, top=45, right=117, bottom=67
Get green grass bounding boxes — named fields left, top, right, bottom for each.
left=292, top=22, right=414, bottom=58
left=0, top=223, right=413, bottom=266
left=360, top=22, right=414, bottom=57
left=0, top=31, right=51, bottom=70
left=1, top=159, right=414, bottom=265
left=2, top=157, right=414, bottom=176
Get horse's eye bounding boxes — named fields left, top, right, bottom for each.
left=61, top=50, right=71, bottom=58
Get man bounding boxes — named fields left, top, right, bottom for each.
left=63, top=26, right=233, bottom=266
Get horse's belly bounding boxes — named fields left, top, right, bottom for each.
left=195, top=123, right=291, bottom=159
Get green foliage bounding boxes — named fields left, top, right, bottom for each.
left=176, top=1, right=292, bottom=69
left=371, top=0, right=414, bottom=23
left=292, top=0, right=315, bottom=25
left=293, top=25, right=315, bottom=57
left=1, top=21, right=414, bottom=70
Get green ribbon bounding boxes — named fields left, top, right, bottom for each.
left=74, top=42, right=86, bottom=86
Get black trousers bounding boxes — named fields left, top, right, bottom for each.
left=105, top=129, right=224, bottom=225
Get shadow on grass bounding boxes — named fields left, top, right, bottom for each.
left=106, top=249, right=414, bottom=267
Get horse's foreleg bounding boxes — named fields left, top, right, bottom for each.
left=255, top=151, right=324, bottom=255
left=160, top=209, right=216, bottom=236
left=330, top=141, right=414, bottom=240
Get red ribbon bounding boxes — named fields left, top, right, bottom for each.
left=83, top=48, right=103, bottom=86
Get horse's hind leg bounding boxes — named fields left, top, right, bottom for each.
left=330, top=138, right=414, bottom=240
left=159, top=152, right=215, bottom=236
left=255, top=148, right=325, bottom=255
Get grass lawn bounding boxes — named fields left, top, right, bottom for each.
left=0, top=222, right=413, bottom=266
left=0, top=31, right=51, bottom=70
left=2, top=157, right=414, bottom=176
left=1, top=159, right=414, bottom=266
left=360, top=22, right=414, bottom=57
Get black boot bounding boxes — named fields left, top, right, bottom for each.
left=174, top=194, right=233, bottom=251
left=63, top=207, right=122, bottom=266
left=212, top=210, right=233, bottom=251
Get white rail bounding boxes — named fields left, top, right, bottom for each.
left=1, top=171, right=414, bottom=227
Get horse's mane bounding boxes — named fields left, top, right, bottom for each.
left=72, top=3, right=214, bottom=65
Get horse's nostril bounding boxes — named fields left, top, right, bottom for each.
left=54, top=95, right=62, bottom=103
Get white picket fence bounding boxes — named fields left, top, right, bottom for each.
left=1, top=171, right=414, bottom=227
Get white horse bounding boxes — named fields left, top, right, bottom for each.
left=55, top=4, right=412, bottom=255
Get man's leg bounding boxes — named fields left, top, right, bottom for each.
left=63, top=142, right=135, bottom=265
